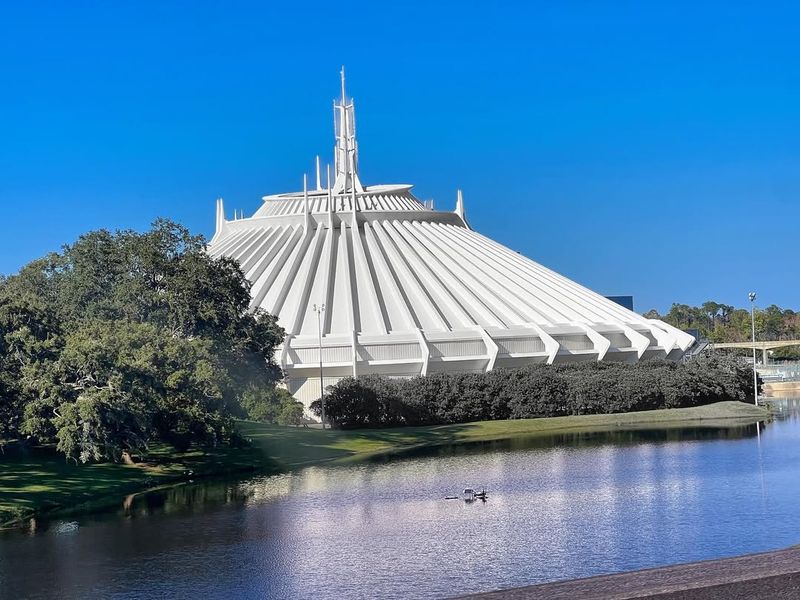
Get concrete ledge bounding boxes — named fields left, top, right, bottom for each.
left=457, top=547, right=800, bottom=599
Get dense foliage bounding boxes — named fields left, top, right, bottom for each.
left=311, top=355, right=756, bottom=429
left=0, top=220, right=300, bottom=462
left=645, top=301, right=800, bottom=359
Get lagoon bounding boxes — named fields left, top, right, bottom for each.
left=3, top=400, right=800, bottom=599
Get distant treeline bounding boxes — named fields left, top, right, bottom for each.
left=311, top=355, right=756, bottom=429
left=646, top=302, right=800, bottom=358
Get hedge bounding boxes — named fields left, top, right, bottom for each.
left=310, top=355, right=756, bottom=429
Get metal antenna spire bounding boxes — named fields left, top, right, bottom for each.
left=332, top=67, right=363, bottom=195
left=340, top=65, right=347, bottom=109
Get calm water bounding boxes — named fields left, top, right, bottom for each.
left=3, top=401, right=800, bottom=599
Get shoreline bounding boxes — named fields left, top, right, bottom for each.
left=0, top=401, right=769, bottom=529
left=239, top=400, right=770, bottom=469
left=459, top=545, right=800, bottom=599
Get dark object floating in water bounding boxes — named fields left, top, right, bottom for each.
left=445, top=488, right=489, bottom=501
left=461, top=488, right=489, bottom=502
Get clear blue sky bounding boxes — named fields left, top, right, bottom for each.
left=1, top=1, right=798, bottom=313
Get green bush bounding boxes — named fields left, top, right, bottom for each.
left=239, top=385, right=304, bottom=426
left=313, top=354, right=756, bottom=429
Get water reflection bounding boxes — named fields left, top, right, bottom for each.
left=375, top=421, right=765, bottom=463
left=2, top=402, right=799, bottom=600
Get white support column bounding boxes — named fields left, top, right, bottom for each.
left=648, top=319, right=696, bottom=352
left=350, top=221, right=389, bottom=335
left=578, top=323, right=611, bottom=361
left=474, top=326, right=499, bottom=371
left=416, top=329, right=430, bottom=376
left=620, top=325, right=650, bottom=359
left=339, top=220, right=359, bottom=378
left=351, top=330, right=359, bottom=377
left=525, top=322, right=560, bottom=364
left=319, top=222, right=337, bottom=335
left=643, top=322, right=676, bottom=354
left=280, top=335, right=293, bottom=373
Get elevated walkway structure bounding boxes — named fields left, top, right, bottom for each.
left=709, top=340, right=800, bottom=365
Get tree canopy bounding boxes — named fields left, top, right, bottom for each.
left=646, top=301, right=800, bottom=358
left=0, top=220, right=299, bottom=462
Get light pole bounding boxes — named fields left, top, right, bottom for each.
left=313, top=303, right=327, bottom=428
left=749, top=292, right=758, bottom=405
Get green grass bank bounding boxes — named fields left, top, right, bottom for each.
left=240, top=400, right=768, bottom=468
left=0, top=401, right=768, bottom=528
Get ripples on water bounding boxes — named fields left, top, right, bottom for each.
left=3, top=400, right=800, bottom=599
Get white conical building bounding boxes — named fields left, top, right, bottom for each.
left=208, top=70, right=694, bottom=412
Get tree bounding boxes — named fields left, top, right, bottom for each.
left=239, top=385, right=305, bottom=426
left=657, top=300, right=800, bottom=355
left=0, top=292, right=62, bottom=442
left=276, top=398, right=305, bottom=427
left=22, top=319, right=239, bottom=461
left=2, top=220, right=286, bottom=462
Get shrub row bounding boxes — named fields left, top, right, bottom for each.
left=311, top=355, right=756, bottom=429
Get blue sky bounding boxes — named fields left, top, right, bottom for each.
left=1, top=1, right=798, bottom=313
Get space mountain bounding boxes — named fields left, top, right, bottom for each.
left=208, top=71, right=694, bottom=411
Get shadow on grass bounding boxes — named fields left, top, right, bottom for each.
left=0, top=443, right=278, bottom=526
left=237, top=421, right=493, bottom=468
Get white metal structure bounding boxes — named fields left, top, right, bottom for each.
left=208, top=70, right=695, bottom=413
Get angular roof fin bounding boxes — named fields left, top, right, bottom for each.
left=212, top=198, right=228, bottom=243
left=455, top=189, right=470, bottom=229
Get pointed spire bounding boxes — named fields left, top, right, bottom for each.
left=315, top=155, right=322, bottom=191
left=303, top=174, right=312, bottom=234
left=455, top=189, right=470, bottom=229
left=332, top=67, right=364, bottom=195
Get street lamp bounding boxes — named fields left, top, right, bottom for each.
left=749, top=292, right=758, bottom=405
left=313, top=303, right=327, bottom=428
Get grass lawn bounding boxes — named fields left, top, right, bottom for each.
left=0, top=401, right=768, bottom=528
left=239, top=400, right=769, bottom=469
left=0, top=443, right=266, bottom=527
